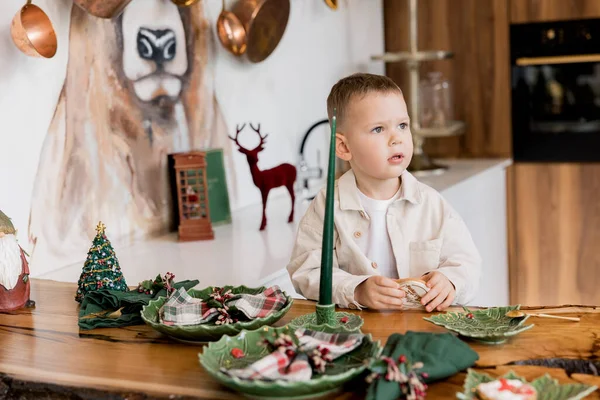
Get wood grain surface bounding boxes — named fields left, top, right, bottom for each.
left=508, top=163, right=600, bottom=306
left=510, top=0, right=600, bottom=23
left=0, top=279, right=598, bottom=399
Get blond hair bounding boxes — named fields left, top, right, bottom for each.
left=326, top=73, right=402, bottom=125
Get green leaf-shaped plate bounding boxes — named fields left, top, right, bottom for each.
left=287, top=311, right=364, bottom=333
left=457, top=368, right=597, bottom=399
left=199, top=325, right=382, bottom=399
left=423, top=305, right=534, bottom=344
left=140, top=285, right=293, bottom=342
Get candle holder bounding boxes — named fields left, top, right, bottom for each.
left=287, top=304, right=363, bottom=333
left=288, top=110, right=364, bottom=333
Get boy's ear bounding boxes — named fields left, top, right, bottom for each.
left=335, top=133, right=352, bottom=161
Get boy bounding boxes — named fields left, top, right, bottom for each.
left=287, top=73, right=481, bottom=312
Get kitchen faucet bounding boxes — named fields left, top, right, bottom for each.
left=297, top=119, right=328, bottom=199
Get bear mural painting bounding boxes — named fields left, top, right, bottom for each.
left=27, top=0, right=232, bottom=274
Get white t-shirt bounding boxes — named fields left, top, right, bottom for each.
left=357, top=189, right=402, bottom=279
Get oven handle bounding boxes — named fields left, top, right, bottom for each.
left=515, top=54, right=600, bottom=66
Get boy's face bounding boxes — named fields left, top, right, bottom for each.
left=336, top=91, right=413, bottom=182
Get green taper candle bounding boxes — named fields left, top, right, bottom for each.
left=318, top=109, right=337, bottom=306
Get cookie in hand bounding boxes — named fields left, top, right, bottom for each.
left=395, top=278, right=429, bottom=310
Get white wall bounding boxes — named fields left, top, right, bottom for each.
left=0, top=0, right=384, bottom=272
left=0, top=0, right=73, bottom=252
left=207, top=0, right=385, bottom=210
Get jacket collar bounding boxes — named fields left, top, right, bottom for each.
left=338, top=169, right=422, bottom=211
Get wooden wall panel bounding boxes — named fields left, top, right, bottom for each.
left=383, top=0, right=511, bottom=158
left=510, top=0, right=600, bottom=23
left=508, top=164, right=600, bottom=306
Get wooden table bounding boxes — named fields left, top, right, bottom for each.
left=0, top=279, right=599, bottom=399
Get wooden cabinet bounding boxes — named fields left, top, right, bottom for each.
left=507, top=3, right=600, bottom=306
left=383, top=0, right=600, bottom=159
left=507, top=164, right=600, bottom=306
left=510, top=0, right=600, bottom=23
left=383, top=0, right=511, bottom=159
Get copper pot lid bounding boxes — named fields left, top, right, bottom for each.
left=240, top=0, right=290, bottom=63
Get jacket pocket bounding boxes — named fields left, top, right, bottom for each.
left=409, top=238, right=442, bottom=275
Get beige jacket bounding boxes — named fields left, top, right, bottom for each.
left=287, top=169, right=481, bottom=309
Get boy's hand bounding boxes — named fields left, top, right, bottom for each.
left=354, top=276, right=406, bottom=310
left=420, top=272, right=455, bottom=312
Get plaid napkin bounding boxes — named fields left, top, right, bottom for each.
left=160, top=285, right=288, bottom=326
left=223, top=328, right=365, bottom=382
left=78, top=279, right=199, bottom=330
left=232, top=286, right=288, bottom=319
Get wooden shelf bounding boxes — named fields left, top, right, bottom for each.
left=371, top=50, right=454, bottom=63
left=413, top=120, right=466, bottom=138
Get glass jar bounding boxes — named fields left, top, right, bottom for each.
left=419, top=72, right=453, bottom=128
left=418, top=78, right=434, bottom=128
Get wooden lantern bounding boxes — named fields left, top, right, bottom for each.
left=172, top=152, right=214, bottom=241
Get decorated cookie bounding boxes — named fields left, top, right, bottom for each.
left=395, top=279, right=429, bottom=310
left=476, top=378, right=537, bottom=400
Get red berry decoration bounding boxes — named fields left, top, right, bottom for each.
left=498, top=378, right=514, bottom=391
left=398, top=355, right=407, bottom=364
left=231, top=348, right=245, bottom=359
left=466, top=313, right=474, bottom=319
left=340, top=316, right=349, bottom=324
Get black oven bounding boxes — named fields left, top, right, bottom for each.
left=511, top=18, right=600, bottom=162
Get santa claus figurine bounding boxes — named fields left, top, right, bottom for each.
left=0, top=210, right=34, bottom=311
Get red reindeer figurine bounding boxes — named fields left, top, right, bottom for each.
left=229, top=123, right=297, bottom=230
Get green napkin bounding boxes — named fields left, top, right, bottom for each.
left=78, top=280, right=199, bottom=330
left=366, top=331, right=479, bottom=399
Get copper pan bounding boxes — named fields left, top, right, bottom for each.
left=324, top=0, right=338, bottom=10
left=72, top=0, right=132, bottom=19
left=11, top=0, right=57, bottom=58
left=232, top=0, right=290, bottom=63
left=216, top=0, right=247, bottom=56
left=171, top=0, right=201, bottom=6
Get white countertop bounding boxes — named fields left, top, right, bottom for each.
left=39, top=158, right=512, bottom=294
left=416, top=158, right=512, bottom=192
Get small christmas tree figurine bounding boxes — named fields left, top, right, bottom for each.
left=75, top=222, right=128, bottom=302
